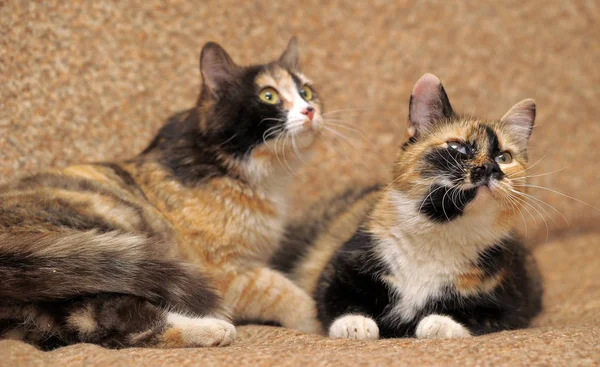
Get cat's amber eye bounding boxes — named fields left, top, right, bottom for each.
left=299, top=85, right=313, bottom=101
left=447, top=141, right=467, bottom=154
left=495, top=152, right=513, bottom=164
left=259, top=87, right=280, bottom=104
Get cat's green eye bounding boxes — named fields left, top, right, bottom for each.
left=299, top=85, right=313, bottom=101
left=495, top=152, right=513, bottom=164
left=259, top=87, right=280, bottom=104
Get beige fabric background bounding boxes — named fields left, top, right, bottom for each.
left=1, top=1, right=598, bottom=366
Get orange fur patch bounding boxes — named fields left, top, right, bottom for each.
left=455, top=268, right=506, bottom=296
left=160, top=328, right=185, bottom=348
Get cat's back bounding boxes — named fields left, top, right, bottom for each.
left=122, top=157, right=290, bottom=269
left=0, top=162, right=173, bottom=238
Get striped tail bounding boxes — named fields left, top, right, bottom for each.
left=0, top=231, right=222, bottom=317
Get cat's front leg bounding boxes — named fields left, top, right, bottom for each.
left=415, top=314, right=471, bottom=339
left=223, top=267, right=323, bottom=334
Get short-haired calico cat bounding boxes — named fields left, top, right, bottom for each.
left=276, top=73, right=542, bottom=340
left=0, top=38, right=324, bottom=349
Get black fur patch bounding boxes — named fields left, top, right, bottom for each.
left=140, top=110, right=230, bottom=185
left=315, top=229, right=543, bottom=338
left=142, top=63, right=319, bottom=186
left=422, top=147, right=471, bottom=183
left=418, top=184, right=477, bottom=222
left=272, top=185, right=381, bottom=274
left=484, top=125, right=500, bottom=157
left=315, top=229, right=392, bottom=330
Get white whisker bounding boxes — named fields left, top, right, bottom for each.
left=512, top=183, right=600, bottom=212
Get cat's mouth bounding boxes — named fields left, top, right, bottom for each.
left=455, top=179, right=501, bottom=199
left=287, top=117, right=322, bottom=136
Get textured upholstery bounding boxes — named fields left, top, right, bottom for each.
left=1, top=1, right=598, bottom=365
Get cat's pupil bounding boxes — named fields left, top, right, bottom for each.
left=495, top=152, right=512, bottom=164
left=265, top=93, right=272, bottom=100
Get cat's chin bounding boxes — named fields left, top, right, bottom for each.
left=293, top=131, right=318, bottom=148
left=289, top=125, right=321, bottom=150
left=465, top=183, right=503, bottom=214
left=477, top=184, right=493, bottom=196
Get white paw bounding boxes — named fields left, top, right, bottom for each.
left=167, top=313, right=236, bottom=347
left=415, top=314, right=471, bottom=339
left=329, top=314, right=379, bottom=340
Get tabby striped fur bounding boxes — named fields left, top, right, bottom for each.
left=1, top=38, right=324, bottom=349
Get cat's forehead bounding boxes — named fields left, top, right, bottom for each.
left=428, top=118, right=523, bottom=153
left=254, top=65, right=310, bottom=92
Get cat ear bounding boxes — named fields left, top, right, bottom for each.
left=408, top=73, right=455, bottom=138
left=200, top=42, right=238, bottom=94
left=279, top=37, right=299, bottom=70
left=500, top=98, right=536, bottom=150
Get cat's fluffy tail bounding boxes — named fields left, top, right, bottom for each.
left=0, top=231, right=223, bottom=317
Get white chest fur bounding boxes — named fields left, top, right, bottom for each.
left=375, top=190, right=507, bottom=322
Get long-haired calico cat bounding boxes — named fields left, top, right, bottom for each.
left=275, top=73, right=542, bottom=339
left=0, top=37, right=324, bottom=349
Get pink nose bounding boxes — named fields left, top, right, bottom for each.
left=301, top=106, right=315, bottom=121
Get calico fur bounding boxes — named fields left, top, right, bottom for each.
left=1, top=38, right=324, bottom=349
left=276, top=73, right=542, bottom=340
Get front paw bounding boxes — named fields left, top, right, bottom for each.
left=415, top=314, right=471, bottom=339
left=329, top=314, right=379, bottom=340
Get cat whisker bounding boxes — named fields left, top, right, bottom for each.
left=271, top=134, right=288, bottom=174
left=452, top=184, right=466, bottom=207
left=322, top=117, right=356, bottom=123
left=403, top=178, right=439, bottom=196
left=512, top=183, right=600, bottom=212
left=496, top=184, right=531, bottom=236
left=507, top=151, right=550, bottom=178
left=395, top=180, right=434, bottom=198
left=323, top=120, right=371, bottom=143
left=509, top=165, right=572, bottom=180
left=321, top=126, right=355, bottom=146
left=321, top=107, right=370, bottom=117
left=291, top=134, right=308, bottom=166
left=418, top=184, right=446, bottom=214
left=258, top=117, right=285, bottom=127
left=505, top=189, right=551, bottom=240
left=506, top=186, right=569, bottom=226
left=441, top=183, right=461, bottom=220
left=263, top=125, right=284, bottom=142
left=282, top=133, right=299, bottom=177
left=263, top=130, right=284, bottom=150
left=217, top=133, right=238, bottom=147
left=435, top=149, right=464, bottom=174
left=280, top=141, right=297, bottom=177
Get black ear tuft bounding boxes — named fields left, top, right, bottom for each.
left=279, top=37, right=299, bottom=70
left=408, top=73, right=454, bottom=138
left=200, top=42, right=238, bottom=94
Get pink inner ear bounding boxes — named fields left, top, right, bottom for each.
left=200, top=43, right=236, bottom=91
left=409, top=74, right=443, bottom=134
left=501, top=99, right=536, bottom=128
left=500, top=99, right=536, bottom=149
